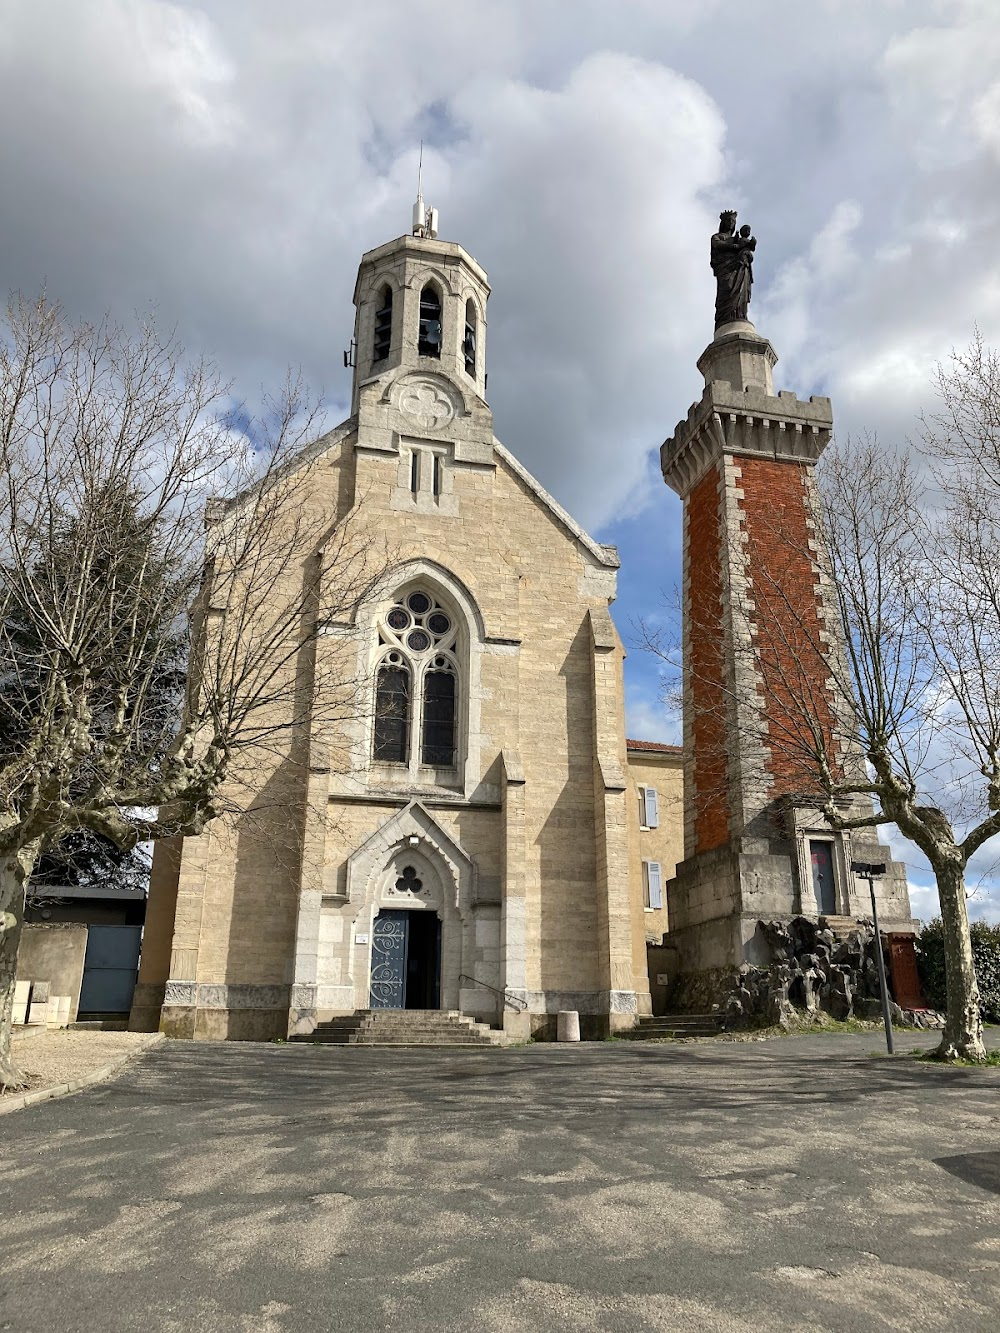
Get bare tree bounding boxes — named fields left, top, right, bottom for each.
left=797, top=437, right=996, bottom=1061
left=640, top=344, right=1000, bottom=1062
left=0, top=297, right=389, bottom=1089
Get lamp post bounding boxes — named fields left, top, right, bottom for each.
left=852, top=861, right=894, bottom=1054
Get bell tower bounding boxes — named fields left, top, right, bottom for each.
left=350, top=195, right=490, bottom=415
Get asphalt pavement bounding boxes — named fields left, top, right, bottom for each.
left=2, top=1030, right=999, bottom=1332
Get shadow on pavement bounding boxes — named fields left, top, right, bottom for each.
left=934, top=1151, right=1000, bottom=1195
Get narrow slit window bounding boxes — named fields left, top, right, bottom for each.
left=373, top=285, right=392, bottom=361
left=432, top=454, right=441, bottom=498
left=418, top=284, right=442, bottom=357
left=373, top=663, right=410, bottom=763
left=410, top=450, right=420, bottom=495
left=463, top=299, right=477, bottom=376
left=421, top=668, right=456, bottom=766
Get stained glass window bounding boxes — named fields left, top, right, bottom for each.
left=373, top=663, right=410, bottom=763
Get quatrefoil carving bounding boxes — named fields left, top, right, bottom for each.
left=398, top=378, right=456, bottom=430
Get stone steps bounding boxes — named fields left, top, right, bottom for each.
left=302, top=1009, right=509, bottom=1047
left=622, top=1013, right=725, bottom=1041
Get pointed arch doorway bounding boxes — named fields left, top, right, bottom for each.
left=369, top=852, right=446, bottom=1011
left=370, top=909, right=442, bottom=1009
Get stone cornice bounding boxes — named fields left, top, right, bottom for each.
left=353, top=233, right=490, bottom=302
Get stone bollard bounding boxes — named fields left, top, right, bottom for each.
left=557, top=1010, right=580, bottom=1042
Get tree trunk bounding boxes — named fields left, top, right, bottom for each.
left=0, top=851, right=33, bottom=1091
left=933, top=859, right=986, bottom=1061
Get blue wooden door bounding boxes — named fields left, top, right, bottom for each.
left=370, top=910, right=408, bottom=1009
left=810, top=840, right=836, bottom=915
left=78, top=925, right=142, bottom=1015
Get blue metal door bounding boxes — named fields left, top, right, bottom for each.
left=78, top=925, right=142, bottom=1015
left=370, top=910, right=408, bottom=1009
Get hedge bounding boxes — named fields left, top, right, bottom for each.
left=915, top=918, right=1000, bottom=1024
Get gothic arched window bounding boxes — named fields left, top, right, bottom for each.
left=372, top=589, right=459, bottom=772
left=373, top=284, right=392, bottom=362
left=463, top=299, right=477, bottom=377
left=373, top=657, right=410, bottom=762
left=422, top=661, right=456, bottom=765
left=418, top=284, right=442, bottom=358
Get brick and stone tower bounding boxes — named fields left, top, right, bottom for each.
left=660, top=228, right=912, bottom=978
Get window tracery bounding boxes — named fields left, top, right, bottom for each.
left=373, top=589, right=459, bottom=772
left=394, top=866, right=423, bottom=894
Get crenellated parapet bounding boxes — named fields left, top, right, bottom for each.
left=662, top=376, right=833, bottom=498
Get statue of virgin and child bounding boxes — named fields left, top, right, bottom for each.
left=711, top=210, right=756, bottom=328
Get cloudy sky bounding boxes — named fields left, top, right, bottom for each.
left=2, top=0, right=998, bottom=919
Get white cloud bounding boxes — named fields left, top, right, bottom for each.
left=760, top=200, right=864, bottom=371
left=881, top=823, right=1000, bottom=926
left=881, top=0, right=1000, bottom=163
left=625, top=687, right=681, bottom=749
left=444, top=52, right=727, bottom=523
left=1, top=1, right=995, bottom=530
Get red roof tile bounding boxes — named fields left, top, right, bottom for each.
left=626, top=738, right=682, bottom=754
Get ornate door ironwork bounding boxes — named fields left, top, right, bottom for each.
left=370, top=909, right=408, bottom=1008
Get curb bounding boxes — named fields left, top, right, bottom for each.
left=0, top=1032, right=165, bottom=1117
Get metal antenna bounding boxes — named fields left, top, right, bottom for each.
left=411, top=140, right=436, bottom=238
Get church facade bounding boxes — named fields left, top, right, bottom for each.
left=131, top=209, right=914, bottom=1044
left=130, top=216, right=681, bottom=1042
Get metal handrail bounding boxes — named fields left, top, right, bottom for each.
left=459, top=973, right=528, bottom=1012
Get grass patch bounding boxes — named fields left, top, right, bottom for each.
left=914, top=1048, right=1000, bottom=1068
left=724, top=1012, right=885, bottom=1041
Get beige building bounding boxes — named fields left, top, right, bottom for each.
left=131, top=209, right=682, bottom=1042
left=627, top=739, right=683, bottom=940
left=626, top=739, right=683, bottom=1015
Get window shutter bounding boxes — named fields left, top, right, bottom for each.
left=647, top=861, right=663, bottom=909
left=644, top=786, right=659, bottom=829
